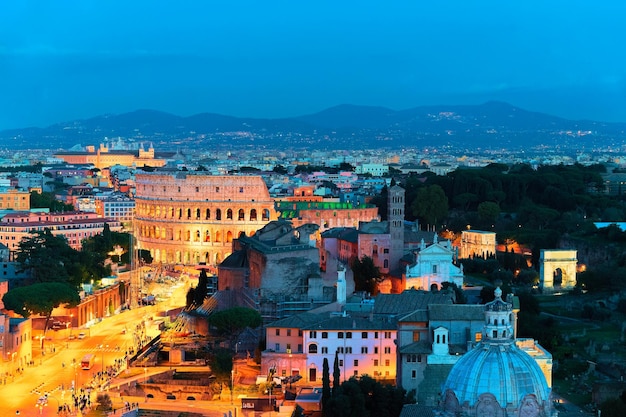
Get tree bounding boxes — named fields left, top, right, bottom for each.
left=411, top=184, right=448, bottom=228
left=273, top=165, right=288, bottom=174
left=16, top=229, right=77, bottom=285
left=2, top=282, right=80, bottom=332
left=333, top=351, right=341, bottom=396
left=209, top=307, right=262, bottom=345
left=208, top=348, right=233, bottom=397
left=322, top=358, right=331, bottom=415
left=477, top=201, right=500, bottom=224
left=194, top=269, right=210, bottom=307
left=351, top=256, right=382, bottom=294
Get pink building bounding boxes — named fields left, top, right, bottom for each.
left=0, top=211, right=121, bottom=251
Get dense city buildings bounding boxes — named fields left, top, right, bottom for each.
left=0, top=210, right=122, bottom=251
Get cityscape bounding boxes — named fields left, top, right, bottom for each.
left=2, top=2, right=626, bottom=417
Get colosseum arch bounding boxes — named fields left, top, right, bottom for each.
left=540, top=249, right=577, bottom=292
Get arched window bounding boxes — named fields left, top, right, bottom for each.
left=238, top=209, right=245, bottom=221
left=250, top=209, right=257, bottom=221
left=308, top=344, right=318, bottom=354
left=195, top=230, right=201, bottom=241
left=239, top=231, right=246, bottom=238
left=227, top=209, right=233, bottom=220
left=226, top=231, right=233, bottom=243
left=187, top=208, right=192, bottom=219
left=262, top=209, right=270, bottom=221
left=178, top=208, right=183, bottom=219
left=216, top=209, right=222, bottom=220
left=196, top=208, right=201, bottom=219
left=205, top=209, right=210, bottom=220
left=205, top=230, right=211, bottom=242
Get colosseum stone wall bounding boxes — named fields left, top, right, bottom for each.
left=134, top=172, right=277, bottom=265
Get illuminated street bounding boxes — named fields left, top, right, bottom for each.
left=0, top=275, right=189, bottom=416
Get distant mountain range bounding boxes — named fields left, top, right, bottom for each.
left=1, top=101, right=624, bottom=151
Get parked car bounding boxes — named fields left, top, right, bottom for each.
left=78, top=332, right=86, bottom=339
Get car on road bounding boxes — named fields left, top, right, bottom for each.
left=78, top=332, right=86, bottom=339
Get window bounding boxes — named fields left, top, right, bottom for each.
left=384, top=331, right=392, bottom=339
left=361, top=332, right=368, bottom=339
left=353, top=360, right=359, bottom=367
left=298, top=344, right=302, bottom=352
left=309, top=331, right=317, bottom=338
left=216, top=187, right=220, bottom=192
left=384, top=347, right=391, bottom=354
left=287, top=329, right=291, bottom=337
left=346, top=347, right=352, bottom=354
left=339, top=360, right=343, bottom=367
left=433, top=264, right=438, bottom=274
left=411, top=370, right=417, bottom=379
left=322, top=332, right=328, bottom=339
left=361, top=347, right=368, bottom=354
left=275, top=343, right=280, bottom=351
left=275, top=329, right=280, bottom=336
left=308, top=344, right=318, bottom=354
left=385, top=359, right=390, bottom=366
left=299, top=330, right=303, bottom=337
left=413, top=331, right=420, bottom=342
left=374, top=332, right=379, bottom=339
left=338, top=332, right=344, bottom=339
left=286, top=343, right=291, bottom=351
left=321, top=347, right=328, bottom=354
left=346, top=332, right=352, bottom=339
left=374, top=347, right=379, bottom=354
left=374, top=359, right=379, bottom=367
left=354, top=370, right=359, bottom=376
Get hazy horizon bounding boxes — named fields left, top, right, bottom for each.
left=1, top=1, right=625, bottom=131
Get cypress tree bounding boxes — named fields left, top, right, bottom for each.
left=322, top=357, right=331, bottom=414
left=333, top=350, right=341, bottom=395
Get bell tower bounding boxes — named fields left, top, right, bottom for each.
left=388, top=185, right=405, bottom=273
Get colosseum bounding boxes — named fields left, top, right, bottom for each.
left=134, top=171, right=277, bottom=265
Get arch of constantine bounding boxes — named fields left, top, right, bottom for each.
left=134, top=172, right=277, bottom=266
left=539, top=249, right=577, bottom=292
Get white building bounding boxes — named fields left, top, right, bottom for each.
left=404, top=234, right=464, bottom=290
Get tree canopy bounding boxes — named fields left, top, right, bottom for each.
left=209, top=307, right=262, bottom=338
left=2, top=282, right=80, bottom=328
left=351, top=256, right=382, bottom=294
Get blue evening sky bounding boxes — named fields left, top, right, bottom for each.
left=1, top=1, right=625, bottom=130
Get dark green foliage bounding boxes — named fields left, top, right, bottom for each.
left=600, top=398, right=626, bottom=417
left=441, top=282, right=467, bottom=304
left=322, top=358, right=331, bottom=415
left=15, top=229, right=109, bottom=287
left=2, top=282, right=80, bottom=330
left=351, top=256, right=382, bottom=294
left=333, top=351, right=341, bottom=395
left=209, top=307, right=262, bottom=337
left=324, top=375, right=413, bottom=417
left=95, top=393, right=113, bottom=411
left=208, top=348, right=233, bottom=389
left=410, top=184, right=448, bottom=227
left=30, top=191, right=74, bottom=211
left=194, top=269, right=210, bottom=307
left=273, top=165, right=288, bottom=174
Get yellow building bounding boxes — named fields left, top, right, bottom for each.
left=0, top=188, right=30, bottom=211
left=134, top=171, right=278, bottom=265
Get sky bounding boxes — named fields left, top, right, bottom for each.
left=1, top=1, right=625, bottom=130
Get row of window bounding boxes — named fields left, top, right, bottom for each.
left=307, top=330, right=393, bottom=339
left=137, top=205, right=271, bottom=222
left=275, top=343, right=393, bottom=356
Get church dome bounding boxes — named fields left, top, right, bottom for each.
left=440, top=288, right=552, bottom=417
